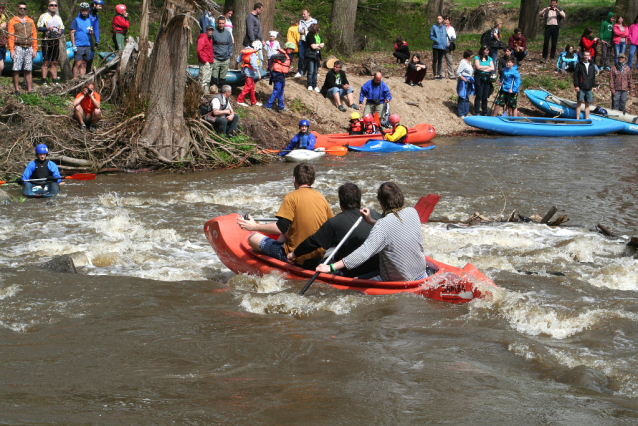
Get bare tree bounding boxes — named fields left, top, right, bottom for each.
left=259, top=0, right=276, bottom=42
left=426, top=0, right=445, bottom=18
left=329, top=0, right=358, bottom=55
left=518, top=0, right=542, bottom=41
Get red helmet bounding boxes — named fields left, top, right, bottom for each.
left=115, top=4, right=126, bottom=14
left=388, top=114, right=401, bottom=126
left=363, top=114, right=374, bottom=124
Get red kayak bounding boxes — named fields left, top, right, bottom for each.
left=313, top=123, right=436, bottom=149
left=204, top=213, right=497, bottom=303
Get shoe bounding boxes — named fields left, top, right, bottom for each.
left=410, top=82, right=415, bottom=86
left=449, top=77, right=455, bottom=80
left=338, top=105, right=346, bottom=112
left=41, top=78, right=48, bottom=86
left=405, top=59, right=409, bottom=64
left=254, top=102, right=263, bottom=106
left=294, top=72, right=302, bottom=78
left=237, top=101, right=249, bottom=106
left=540, top=59, right=545, bottom=63
left=314, top=87, right=320, bottom=93
left=308, top=86, right=313, bottom=91
left=350, top=104, right=358, bottom=109
left=52, top=79, right=61, bottom=86
left=417, top=83, right=423, bottom=87
left=89, top=125, right=97, bottom=133
left=265, top=106, right=273, bottom=111
left=280, top=107, right=290, bottom=112
left=14, top=90, right=20, bottom=97
left=81, top=124, right=87, bottom=132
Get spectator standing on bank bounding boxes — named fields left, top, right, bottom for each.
left=393, top=36, right=410, bottom=63
left=220, top=5, right=233, bottom=39
left=199, top=7, right=215, bottom=34
left=508, top=28, right=527, bottom=62
left=497, top=47, right=518, bottom=76
left=539, top=0, right=566, bottom=63
left=0, top=2, right=7, bottom=77
left=8, top=2, right=37, bottom=95
left=628, top=15, right=638, bottom=69
left=405, top=53, right=427, bottom=86
left=243, top=2, right=264, bottom=69
left=573, top=50, right=597, bottom=120
left=264, top=31, right=280, bottom=72
left=211, top=16, right=233, bottom=89
left=473, top=45, right=495, bottom=116
left=430, top=15, right=446, bottom=80
left=444, top=15, right=456, bottom=79
left=197, top=25, right=214, bottom=93
left=286, top=19, right=299, bottom=66
left=111, top=4, right=129, bottom=51
left=488, top=19, right=503, bottom=75
left=37, top=1, right=64, bottom=86
left=613, top=15, right=629, bottom=65
left=264, top=42, right=295, bottom=112
left=83, top=0, right=102, bottom=72
left=579, top=27, right=600, bottom=72
left=456, top=49, right=474, bottom=118
left=295, top=8, right=317, bottom=78
left=303, top=23, right=323, bottom=92
left=609, top=53, right=633, bottom=111
left=235, top=44, right=262, bottom=107
left=599, top=12, right=615, bottom=70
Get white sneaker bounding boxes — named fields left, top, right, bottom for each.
left=294, top=72, right=302, bottom=78
left=237, top=102, right=249, bottom=106
left=255, top=102, right=263, bottom=106
left=314, top=87, right=320, bottom=93
left=308, top=86, right=314, bottom=91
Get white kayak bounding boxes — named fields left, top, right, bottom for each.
left=283, top=149, right=326, bottom=163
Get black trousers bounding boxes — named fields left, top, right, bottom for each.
left=474, top=77, right=492, bottom=116
left=393, top=52, right=409, bottom=63
left=542, top=25, right=560, bottom=60
left=432, top=48, right=445, bottom=76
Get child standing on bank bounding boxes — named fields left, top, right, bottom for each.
left=263, top=30, right=280, bottom=73
left=492, top=58, right=520, bottom=117
left=236, top=43, right=262, bottom=107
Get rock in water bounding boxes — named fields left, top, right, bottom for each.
left=39, top=255, right=78, bottom=274
left=0, top=189, right=11, bottom=205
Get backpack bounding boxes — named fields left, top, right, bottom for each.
left=480, top=29, right=492, bottom=48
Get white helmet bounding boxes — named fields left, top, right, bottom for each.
left=252, top=40, right=262, bottom=50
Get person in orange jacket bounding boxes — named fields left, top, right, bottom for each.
left=7, top=2, right=38, bottom=95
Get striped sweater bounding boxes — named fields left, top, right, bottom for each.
left=343, top=207, right=427, bottom=281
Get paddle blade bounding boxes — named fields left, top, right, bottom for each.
left=325, top=146, right=347, bottom=156
left=0, top=181, right=6, bottom=185
left=415, top=194, right=440, bottom=223
left=65, top=173, right=96, bottom=181
left=262, top=149, right=280, bottom=155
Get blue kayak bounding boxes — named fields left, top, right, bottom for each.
left=3, top=41, right=74, bottom=73
left=186, top=65, right=268, bottom=86
left=525, top=89, right=638, bottom=135
left=23, top=183, right=57, bottom=198
left=348, top=139, right=435, bottom=153
left=463, top=115, right=625, bottom=137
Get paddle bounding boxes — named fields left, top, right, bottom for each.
left=298, top=216, right=364, bottom=296
left=414, top=193, right=440, bottom=223
left=0, top=173, right=96, bottom=185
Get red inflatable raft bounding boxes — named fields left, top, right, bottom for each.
left=313, top=123, right=436, bottom=149
left=204, top=213, right=496, bottom=304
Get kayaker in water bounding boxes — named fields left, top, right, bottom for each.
left=237, top=162, right=333, bottom=267
left=17, top=144, right=61, bottom=197
left=287, top=182, right=381, bottom=276
left=279, top=119, right=316, bottom=156
left=316, top=182, right=429, bottom=282
left=383, top=114, right=408, bottom=144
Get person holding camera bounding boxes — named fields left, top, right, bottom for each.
left=538, top=0, right=566, bottom=63
left=359, top=72, right=392, bottom=118
left=70, top=3, right=93, bottom=79
left=73, top=83, right=101, bottom=132
left=37, top=1, right=64, bottom=86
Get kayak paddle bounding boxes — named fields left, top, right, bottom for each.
left=0, top=173, right=96, bottom=185
left=414, top=193, right=440, bottom=223
left=299, top=215, right=363, bottom=296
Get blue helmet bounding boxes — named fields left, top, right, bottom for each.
left=299, top=119, right=310, bottom=127
left=36, top=144, right=49, bottom=155
left=92, top=0, right=104, bottom=4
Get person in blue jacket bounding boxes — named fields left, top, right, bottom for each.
left=556, top=43, right=578, bottom=73
left=18, top=144, right=61, bottom=197
left=358, top=72, right=392, bottom=118
left=429, top=15, right=447, bottom=80
left=280, top=119, right=316, bottom=156
left=70, top=3, right=93, bottom=79
left=85, top=0, right=102, bottom=71
left=492, top=58, right=521, bottom=117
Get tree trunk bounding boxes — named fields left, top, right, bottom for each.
left=329, top=0, right=358, bottom=56
left=259, top=0, right=276, bottom=42
left=226, top=0, right=252, bottom=59
left=135, top=0, right=151, bottom=91
left=426, top=0, right=445, bottom=19
left=615, top=0, right=638, bottom=23
left=518, top=0, right=542, bottom=41
left=58, top=35, right=73, bottom=82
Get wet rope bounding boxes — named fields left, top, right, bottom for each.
left=477, top=163, right=507, bottom=218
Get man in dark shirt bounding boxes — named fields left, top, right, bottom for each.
left=287, top=182, right=381, bottom=277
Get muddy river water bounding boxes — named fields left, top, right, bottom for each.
left=1, top=134, right=638, bottom=424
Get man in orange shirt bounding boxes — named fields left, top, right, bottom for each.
left=7, top=2, right=38, bottom=95
left=73, top=82, right=101, bottom=132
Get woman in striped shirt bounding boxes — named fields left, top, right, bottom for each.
left=316, top=182, right=429, bottom=281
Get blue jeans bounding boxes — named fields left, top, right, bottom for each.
left=297, top=41, right=306, bottom=75
left=265, top=80, right=285, bottom=109
left=628, top=44, right=637, bottom=68
left=458, top=96, right=470, bottom=117
left=614, top=42, right=626, bottom=65
left=559, top=61, right=575, bottom=72
left=327, top=86, right=353, bottom=98
left=22, top=181, right=59, bottom=197
left=305, top=58, right=318, bottom=88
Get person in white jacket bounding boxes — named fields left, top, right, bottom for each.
left=444, top=15, right=457, bottom=79
left=263, top=30, right=281, bottom=72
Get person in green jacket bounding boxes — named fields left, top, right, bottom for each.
left=599, top=11, right=615, bottom=70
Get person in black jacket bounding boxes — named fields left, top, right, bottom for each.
left=573, top=50, right=597, bottom=119
left=319, top=60, right=357, bottom=111
left=393, top=36, right=410, bottom=63
left=287, top=182, right=381, bottom=277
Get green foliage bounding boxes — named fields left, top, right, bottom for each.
left=521, top=74, right=572, bottom=92
left=290, top=99, right=311, bottom=114
left=19, top=93, right=70, bottom=115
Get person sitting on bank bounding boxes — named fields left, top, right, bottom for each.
left=405, top=53, right=427, bottom=87
left=237, top=162, right=333, bottom=266
left=493, top=58, right=521, bottom=117
left=279, top=119, right=316, bottom=156
left=383, top=114, right=408, bottom=144
left=556, top=43, right=578, bottom=73
left=264, top=41, right=295, bottom=112
left=349, top=112, right=363, bottom=135
left=320, top=60, right=357, bottom=112
left=73, top=82, right=101, bottom=132
left=18, top=144, right=61, bottom=197
left=288, top=182, right=382, bottom=276
left=497, top=47, right=519, bottom=76
left=204, top=84, right=237, bottom=137
left=393, top=36, right=410, bottom=64
left=508, top=28, right=527, bottom=62
left=315, top=182, right=429, bottom=282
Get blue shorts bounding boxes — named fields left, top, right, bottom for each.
left=75, top=46, right=91, bottom=61
left=577, top=89, right=594, bottom=103
left=327, top=86, right=354, bottom=98
left=258, top=237, right=287, bottom=261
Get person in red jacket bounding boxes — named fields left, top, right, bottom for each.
left=579, top=27, right=599, bottom=67
left=197, top=25, right=214, bottom=93
left=111, top=4, right=129, bottom=51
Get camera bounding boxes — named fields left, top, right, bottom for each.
left=86, top=88, right=92, bottom=95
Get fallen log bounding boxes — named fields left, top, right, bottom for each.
left=540, top=206, right=557, bottom=224
left=627, top=237, right=638, bottom=249
left=548, top=215, right=569, bottom=226
left=596, top=223, right=616, bottom=237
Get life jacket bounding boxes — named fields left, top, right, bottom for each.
left=392, top=125, right=408, bottom=144
left=364, top=123, right=378, bottom=134
left=240, top=48, right=257, bottom=70
left=272, top=52, right=291, bottom=74
left=297, top=132, right=310, bottom=149
left=32, top=159, right=52, bottom=180
left=349, top=119, right=363, bottom=135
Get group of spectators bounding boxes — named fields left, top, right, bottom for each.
left=0, top=0, right=129, bottom=97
